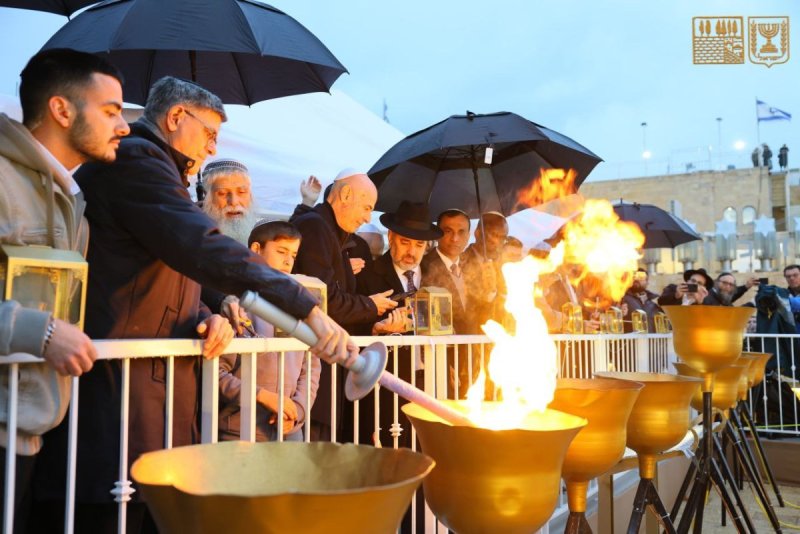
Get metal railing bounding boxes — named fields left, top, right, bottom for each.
left=2, top=331, right=798, bottom=533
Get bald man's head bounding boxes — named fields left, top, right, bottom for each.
left=328, top=171, right=378, bottom=233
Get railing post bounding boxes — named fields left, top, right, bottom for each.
left=112, top=359, right=134, bottom=534
left=201, top=357, right=219, bottom=444
left=239, top=352, right=257, bottom=442
left=635, top=334, right=650, bottom=372
left=3, top=364, right=18, bottom=534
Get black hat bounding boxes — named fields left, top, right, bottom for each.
left=683, top=268, right=714, bottom=289
left=380, top=201, right=443, bottom=241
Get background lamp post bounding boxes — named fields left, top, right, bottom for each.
left=643, top=248, right=661, bottom=276
left=753, top=216, right=778, bottom=272
left=676, top=220, right=700, bottom=270
left=714, top=220, right=737, bottom=272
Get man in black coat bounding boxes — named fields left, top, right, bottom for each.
left=33, top=77, right=357, bottom=534
left=290, top=169, right=397, bottom=441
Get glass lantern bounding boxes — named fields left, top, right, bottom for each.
left=274, top=274, right=327, bottom=338
left=631, top=309, right=649, bottom=333
left=602, top=306, right=624, bottom=334
left=410, top=286, right=453, bottom=336
left=654, top=312, right=671, bottom=333
left=0, top=244, right=87, bottom=329
left=561, top=302, right=584, bottom=334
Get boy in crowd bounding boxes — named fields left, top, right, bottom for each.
left=218, top=221, right=321, bottom=441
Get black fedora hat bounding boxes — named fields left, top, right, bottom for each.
left=380, top=201, right=443, bottom=241
left=683, top=268, right=714, bottom=289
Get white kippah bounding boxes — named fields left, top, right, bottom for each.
left=334, top=167, right=366, bottom=181
left=204, top=159, right=249, bottom=176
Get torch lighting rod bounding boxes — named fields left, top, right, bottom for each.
left=376, top=371, right=475, bottom=427
left=241, top=291, right=474, bottom=427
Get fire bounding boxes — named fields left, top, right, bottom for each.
left=464, top=171, right=645, bottom=429
left=515, top=168, right=579, bottom=211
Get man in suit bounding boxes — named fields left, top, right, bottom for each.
left=357, top=201, right=443, bottom=448
left=420, top=209, right=477, bottom=398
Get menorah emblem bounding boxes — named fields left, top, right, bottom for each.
left=749, top=16, right=790, bottom=67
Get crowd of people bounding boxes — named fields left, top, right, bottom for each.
left=0, top=48, right=794, bottom=533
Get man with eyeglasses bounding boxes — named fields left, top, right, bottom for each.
left=34, top=76, right=358, bottom=534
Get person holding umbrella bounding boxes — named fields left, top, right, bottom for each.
left=462, top=212, right=509, bottom=329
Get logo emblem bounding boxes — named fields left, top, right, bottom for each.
left=748, top=16, right=790, bottom=67
left=693, top=17, right=745, bottom=64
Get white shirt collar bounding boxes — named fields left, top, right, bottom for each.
left=435, top=247, right=460, bottom=270
left=34, top=139, right=81, bottom=195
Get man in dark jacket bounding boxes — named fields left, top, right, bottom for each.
left=34, top=77, right=356, bottom=534
left=290, top=169, right=397, bottom=441
left=621, top=269, right=661, bottom=332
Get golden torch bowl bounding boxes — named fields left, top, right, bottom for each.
left=548, top=377, right=643, bottom=513
left=402, top=401, right=586, bottom=534
left=595, top=372, right=701, bottom=479
left=741, top=351, right=773, bottom=387
left=131, top=441, right=434, bottom=534
left=736, top=355, right=759, bottom=400
left=673, top=362, right=748, bottom=411
left=662, top=306, right=754, bottom=379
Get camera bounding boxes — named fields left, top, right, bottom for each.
left=687, top=283, right=698, bottom=293
left=759, top=277, right=769, bottom=285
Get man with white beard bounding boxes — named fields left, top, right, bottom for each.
left=201, top=159, right=259, bottom=244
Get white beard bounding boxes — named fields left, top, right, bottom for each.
left=204, top=202, right=259, bottom=245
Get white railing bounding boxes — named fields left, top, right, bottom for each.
left=2, top=331, right=798, bottom=534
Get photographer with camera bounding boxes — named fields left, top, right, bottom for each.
left=658, top=268, right=713, bottom=305
left=621, top=268, right=662, bottom=332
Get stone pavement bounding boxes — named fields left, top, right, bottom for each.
left=701, top=482, right=800, bottom=532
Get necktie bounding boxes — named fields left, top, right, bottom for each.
left=450, top=263, right=461, bottom=279
left=404, top=270, right=417, bottom=293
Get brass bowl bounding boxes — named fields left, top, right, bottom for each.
left=403, top=401, right=586, bottom=534
left=673, top=362, right=748, bottom=411
left=548, top=378, right=643, bottom=513
left=595, top=372, right=701, bottom=479
left=131, top=441, right=434, bottom=534
left=741, top=352, right=772, bottom=387
left=663, top=305, right=754, bottom=376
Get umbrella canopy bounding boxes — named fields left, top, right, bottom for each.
left=612, top=201, right=700, bottom=249
left=368, top=111, right=601, bottom=219
left=0, top=0, right=96, bottom=16
left=40, top=0, right=347, bottom=105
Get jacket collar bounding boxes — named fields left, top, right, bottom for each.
left=314, top=201, right=350, bottom=247
left=131, top=120, right=195, bottom=185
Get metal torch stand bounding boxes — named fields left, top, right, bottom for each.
left=565, top=511, right=593, bottom=534
left=671, top=391, right=753, bottom=534
left=626, top=476, right=677, bottom=534
left=736, top=398, right=785, bottom=508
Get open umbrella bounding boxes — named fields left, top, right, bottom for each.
left=0, top=0, right=97, bottom=16
left=612, top=201, right=700, bottom=248
left=368, top=111, right=601, bottom=219
left=40, top=0, right=348, bottom=105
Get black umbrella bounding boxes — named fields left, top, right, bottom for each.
left=612, top=201, right=700, bottom=249
left=40, top=0, right=347, bottom=105
left=0, top=0, right=97, bottom=16
left=368, top=111, right=602, bottom=220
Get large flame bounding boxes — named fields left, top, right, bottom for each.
left=465, top=171, right=645, bottom=429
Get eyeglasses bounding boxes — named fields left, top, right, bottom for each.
left=184, top=108, right=219, bottom=145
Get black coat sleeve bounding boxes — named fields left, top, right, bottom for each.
left=79, top=142, right=317, bottom=320
left=292, top=215, right=377, bottom=326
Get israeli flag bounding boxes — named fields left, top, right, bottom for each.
left=757, top=99, right=792, bottom=122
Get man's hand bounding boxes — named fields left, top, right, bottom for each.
left=480, top=261, right=498, bottom=297
left=305, top=306, right=360, bottom=368
left=220, top=295, right=250, bottom=335
left=300, top=175, right=322, bottom=207
left=258, top=390, right=298, bottom=435
left=372, top=308, right=410, bottom=335
left=196, top=314, right=235, bottom=359
left=369, top=289, right=398, bottom=315
left=349, top=257, right=366, bottom=275
left=745, top=276, right=759, bottom=289
left=44, top=319, right=97, bottom=376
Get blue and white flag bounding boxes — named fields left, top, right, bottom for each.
left=757, top=99, right=792, bottom=122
